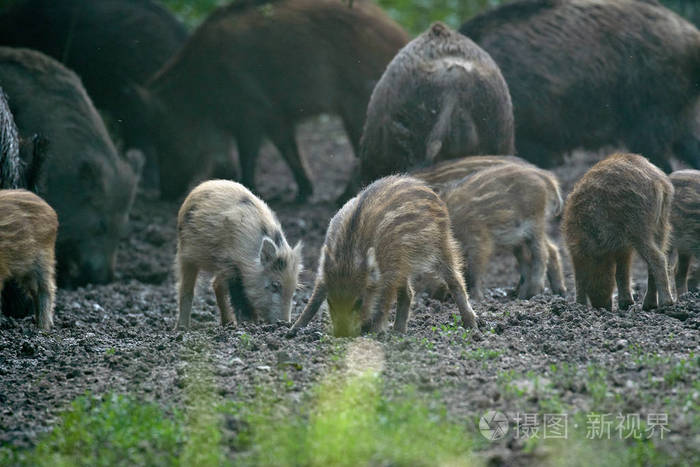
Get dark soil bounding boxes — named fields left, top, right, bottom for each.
left=1, top=117, right=698, bottom=464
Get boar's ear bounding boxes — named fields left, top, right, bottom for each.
left=259, top=236, right=278, bottom=267
left=293, top=241, right=304, bottom=270
left=367, top=247, right=381, bottom=284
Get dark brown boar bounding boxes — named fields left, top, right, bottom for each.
left=0, top=0, right=187, bottom=163
left=669, top=170, right=700, bottom=295
left=133, top=0, right=409, bottom=201
left=562, top=153, right=675, bottom=311
left=440, top=163, right=565, bottom=300
left=460, top=0, right=700, bottom=171
left=0, top=47, right=141, bottom=287
left=0, top=189, right=58, bottom=329
left=291, top=175, right=478, bottom=337
left=358, top=22, right=514, bottom=187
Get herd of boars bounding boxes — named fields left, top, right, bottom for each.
left=0, top=0, right=698, bottom=335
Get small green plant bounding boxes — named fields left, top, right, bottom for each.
left=239, top=332, right=252, bottom=350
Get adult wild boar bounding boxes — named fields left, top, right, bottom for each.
left=460, top=0, right=700, bottom=171
left=0, top=0, right=187, bottom=158
left=358, top=22, right=514, bottom=186
left=134, top=0, right=408, bottom=201
left=0, top=47, right=141, bottom=287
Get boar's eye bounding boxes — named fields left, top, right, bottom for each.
left=269, top=281, right=281, bottom=293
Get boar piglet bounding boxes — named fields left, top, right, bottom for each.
left=358, top=22, right=514, bottom=186
left=563, top=153, right=675, bottom=310
left=412, top=154, right=531, bottom=193
left=175, top=180, right=302, bottom=330
left=291, top=175, right=478, bottom=337
left=0, top=189, right=57, bottom=329
left=669, top=169, right=700, bottom=295
left=440, top=163, right=565, bottom=300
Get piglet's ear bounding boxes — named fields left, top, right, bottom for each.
left=367, top=247, right=381, bottom=284
left=259, top=236, right=278, bottom=267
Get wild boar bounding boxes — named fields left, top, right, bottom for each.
left=669, top=169, right=700, bottom=295
left=175, top=179, right=302, bottom=330
left=562, top=153, right=675, bottom=310
left=357, top=22, right=514, bottom=187
left=460, top=0, right=700, bottom=171
left=0, top=0, right=187, bottom=161
left=0, top=47, right=141, bottom=287
left=132, top=0, right=409, bottom=201
left=412, top=154, right=531, bottom=193
left=439, top=163, right=565, bottom=300
left=290, top=175, right=478, bottom=337
left=0, top=189, right=58, bottom=329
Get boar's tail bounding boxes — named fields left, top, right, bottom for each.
left=24, top=134, right=48, bottom=192
left=459, top=0, right=559, bottom=41
left=426, top=95, right=476, bottom=163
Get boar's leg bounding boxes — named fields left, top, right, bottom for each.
left=213, top=275, right=236, bottom=327
left=236, top=130, right=263, bottom=193
left=520, top=233, right=547, bottom=299
left=393, top=281, right=414, bottom=333
left=583, top=255, right=615, bottom=311
left=440, top=246, right=478, bottom=330
left=615, top=249, right=635, bottom=310
left=175, top=261, right=198, bottom=330
left=545, top=238, right=566, bottom=296
left=464, top=241, right=491, bottom=302
left=290, top=280, right=327, bottom=331
left=367, top=283, right=396, bottom=333
left=267, top=124, right=313, bottom=202
left=571, top=255, right=590, bottom=307
left=674, top=252, right=691, bottom=296
left=512, top=244, right=529, bottom=297
left=638, top=241, right=674, bottom=309
left=34, top=261, right=55, bottom=330
left=642, top=266, right=658, bottom=310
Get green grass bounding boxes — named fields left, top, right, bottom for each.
left=237, top=373, right=479, bottom=466
left=2, top=357, right=480, bottom=466
left=0, top=393, right=184, bottom=467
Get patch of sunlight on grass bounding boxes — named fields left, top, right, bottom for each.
left=238, top=372, right=480, bottom=467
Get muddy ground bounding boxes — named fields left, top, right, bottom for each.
left=1, top=117, right=698, bottom=464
